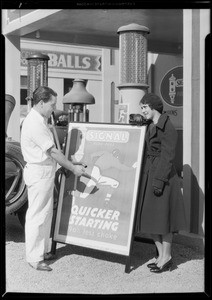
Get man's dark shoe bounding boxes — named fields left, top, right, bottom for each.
left=29, top=262, right=52, bottom=271
left=44, top=252, right=56, bottom=261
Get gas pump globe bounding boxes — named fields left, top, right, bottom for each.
left=26, top=53, right=50, bottom=111
left=63, top=79, right=95, bottom=122
left=117, top=23, right=150, bottom=119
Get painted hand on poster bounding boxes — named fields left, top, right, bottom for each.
left=118, top=109, right=127, bottom=123
left=132, top=162, right=138, bottom=168
left=80, top=149, right=137, bottom=200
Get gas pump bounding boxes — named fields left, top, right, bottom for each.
left=26, top=53, right=49, bottom=111
left=53, top=78, right=95, bottom=152
left=117, top=23, right=150, bottom=124
left=63, top=78, right=95, bottom=122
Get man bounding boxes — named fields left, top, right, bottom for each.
left=21, top=86, right=86, bottom=272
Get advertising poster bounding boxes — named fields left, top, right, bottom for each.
left=54, top=123, right=146, bottom=256
left=114, top=104, right=129, bottom=124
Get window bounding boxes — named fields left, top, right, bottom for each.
left=20, top=76, right=27, bottom=105
left=20, top=76, right=28, bottom=119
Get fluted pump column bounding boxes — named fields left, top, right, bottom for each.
left=26, top=53, right=50, bottom=112
left=117, top=23, right=150, bottom=120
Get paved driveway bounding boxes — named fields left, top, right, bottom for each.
left=4, top=213, right=205, bottom=295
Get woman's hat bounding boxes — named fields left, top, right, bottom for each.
left=140, top=93, right=163, bottom=113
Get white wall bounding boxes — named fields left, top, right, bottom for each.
left=48, top=77, right=64, bottom=110
left=86, top=80, right=103, bottom=122
left=5, top=35, right=21, bottom=141
left=102, top=48, right=120, bottom=123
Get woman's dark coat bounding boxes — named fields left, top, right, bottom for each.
left=136, top=113, right=187, bottom=235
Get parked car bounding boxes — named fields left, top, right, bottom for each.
left=5, top=94, right=28, bottom=227
left=5, top=138, right=28, bottom=226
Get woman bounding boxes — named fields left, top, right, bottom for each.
left=136, top=93, right=187, bottom=273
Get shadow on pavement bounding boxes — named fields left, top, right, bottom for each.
left=5, top=214, right=25, bottom=243
left=48, top=237, right=203, bottom=273
left=5, top=213, right=204, bottom=274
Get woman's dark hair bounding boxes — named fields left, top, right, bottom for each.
left=139, top=93, right=163, bottom=114
left=33, top=86, right=57, bottom=105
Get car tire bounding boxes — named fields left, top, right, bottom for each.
left=17, top=201, right=28, bottom=228
left=5, top=142, right=28, bottom=215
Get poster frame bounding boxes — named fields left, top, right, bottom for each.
left=52, top=122, right=146, bottom=268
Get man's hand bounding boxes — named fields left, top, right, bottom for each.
left=73, top=162, right=87, bottom=168
left=48, top=147, right=87, bottom=177
left=73, top=165, right=86, bottom=177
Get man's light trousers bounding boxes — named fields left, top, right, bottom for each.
left=24, top=163, right=56, bottom=263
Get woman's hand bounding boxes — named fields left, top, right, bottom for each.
left=153, top=186, right=163, bottom=196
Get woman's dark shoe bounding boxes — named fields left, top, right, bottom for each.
left=147, top=256, right=159, bottom=269
left=150, top=259, right=173, bottom=273
left=147, top=262, right=157, bottom=269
